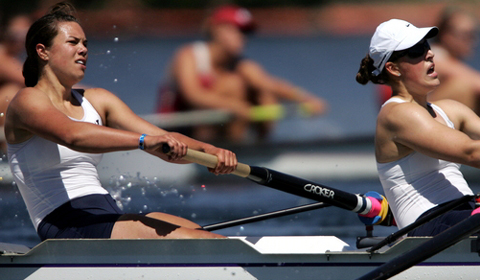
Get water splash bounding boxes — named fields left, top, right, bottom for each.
left=105, top=172, right=204, bottom=213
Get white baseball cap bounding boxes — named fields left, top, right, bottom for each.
left=370, top=19, right=438, bottom=76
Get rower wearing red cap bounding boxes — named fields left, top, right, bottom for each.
left=156, top=5, right=327, bottom=143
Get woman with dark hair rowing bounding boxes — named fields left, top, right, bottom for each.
left=357, top=19, right=480, bottom=236
left=5, top=2, right=237, bottom=241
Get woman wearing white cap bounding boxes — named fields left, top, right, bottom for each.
left=156, top=5, right=327, bottom=143
left=357, top=19, right=480, bottom=236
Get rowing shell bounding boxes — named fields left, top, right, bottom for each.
left=1, top=236, right=479, bottom=280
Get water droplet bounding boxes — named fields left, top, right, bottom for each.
left=116, top=200, right=123, bottom=210
left=191, top=213, right=197, bottom=218
left=106, top=50, right=111, bottom=55
left=0, top=113, right=4, bottom=117
left=114, top=78, right=118, bottom=83
left=114, top=37, right=119, bottom=43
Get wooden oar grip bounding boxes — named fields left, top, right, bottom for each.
left=183, top=149, right=251, bottom=178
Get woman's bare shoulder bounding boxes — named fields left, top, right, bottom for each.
left=378, top=101, right=422, bottom=118
left=83, top=87, right=119, bottom=106
left=432, top=99, right=467, bottom=109
left=10, top=87, right=46, bottom=105
left=173, top=44, right=196, bottom=62
left=377, top=101, right=431, bottom=130
left=432, top=99, right=478, bottom=125
left=432, top=99, right=473, bottom=117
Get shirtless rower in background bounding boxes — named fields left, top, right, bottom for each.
left=156, top=5, right=327, bottom=143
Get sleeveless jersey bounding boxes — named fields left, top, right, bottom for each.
left=377, top=97, right=473, bottom=229
left=7, top=90, right=108, bottom=230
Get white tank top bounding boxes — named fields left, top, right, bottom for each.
left=192, top=41, right=211, bottom=74
left=377, top=98, right=473, bottom=229
left=7, top=90, right=108, bottom=230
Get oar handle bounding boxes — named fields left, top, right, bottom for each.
left=185, top=149, right=251, bottom=177
left=162, top=144, right=251, bottom=177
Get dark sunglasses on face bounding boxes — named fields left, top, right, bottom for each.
left=390, top=40, right=430, bottom=61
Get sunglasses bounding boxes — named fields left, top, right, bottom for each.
left=390, top=40, right=430, bottom=61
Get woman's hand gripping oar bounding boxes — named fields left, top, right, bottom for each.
left=163, top=144, right=393, bottom=225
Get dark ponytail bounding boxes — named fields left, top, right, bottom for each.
left=22, top=1, right=79, bottom=87
left=22, top=56, right=39, bottom=87
left=355, top=54, right=390, bottom=85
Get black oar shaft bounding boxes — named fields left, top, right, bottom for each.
left=357, top=213, right=480, bottom=280
left=202, top=202, right=330, bottom=231
left=247, top=166, right=363, bottom=212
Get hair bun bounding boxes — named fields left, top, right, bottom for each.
left=47, top=1, right=77, bottom=16
left=355, top=54, right=388, bottom=85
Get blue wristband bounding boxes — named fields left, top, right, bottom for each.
left=139, top=134, right=147, bottom=150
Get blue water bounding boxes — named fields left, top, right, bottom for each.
left=3, top=35, right=480, bottom=249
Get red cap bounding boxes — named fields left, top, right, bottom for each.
left=209, top=5, right=256, bottom=33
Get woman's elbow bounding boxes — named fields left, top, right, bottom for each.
left=56, top=129, right=87, bottom=150
left=464, top=148, right=480, bottom=168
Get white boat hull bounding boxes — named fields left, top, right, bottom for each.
left=1, top=236, right=479, bottom=280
